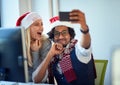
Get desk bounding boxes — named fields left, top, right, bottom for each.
left=0, top=81, right=54, bottom=85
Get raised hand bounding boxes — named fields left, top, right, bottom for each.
left=30, top=39, right=42, bottom=52
left=69, top=9, right=88, bottom=30
left=49, top=43, right=64, bottom=57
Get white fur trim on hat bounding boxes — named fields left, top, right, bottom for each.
left=21, top=12, right=41, bottom=29
left=50, top=20, right=81, bottom=30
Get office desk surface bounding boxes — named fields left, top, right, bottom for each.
left=0, top=81, right=54, bottom=85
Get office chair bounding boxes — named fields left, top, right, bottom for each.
left=94, top=60, right=108, bottom=85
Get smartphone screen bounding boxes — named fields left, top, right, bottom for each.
left=59, top=12, right=70, bottom=21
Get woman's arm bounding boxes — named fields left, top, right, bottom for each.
left=32, top=43, right=64, bottom=83
left=32, top=50, right=54, bottom=83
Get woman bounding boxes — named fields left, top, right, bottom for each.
left=16, top=12, right=52, bottom=82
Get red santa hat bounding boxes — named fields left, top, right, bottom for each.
left=16, top=12, right=42, bottom=29
left=49, top=16, right=80, bottom=29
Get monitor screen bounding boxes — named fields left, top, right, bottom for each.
left=0, top=27, right=28, bottom=82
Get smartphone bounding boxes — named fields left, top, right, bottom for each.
left=59, top=12, right=70, bottom=21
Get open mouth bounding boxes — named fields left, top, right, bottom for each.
left=37, top=32, right=42, bottom=35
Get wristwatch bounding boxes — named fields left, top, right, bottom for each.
left=80, top=28, right=89, bottom=34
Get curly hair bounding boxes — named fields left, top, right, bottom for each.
left=47, top=27, right=75, bottom=41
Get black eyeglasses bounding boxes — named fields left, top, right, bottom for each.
left=54, top=30, right=69, bottom=38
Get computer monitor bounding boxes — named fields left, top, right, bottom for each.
left=0, top=27, right=29, bottom=82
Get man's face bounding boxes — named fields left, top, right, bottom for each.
left=54, top=26, right=71, bottom=47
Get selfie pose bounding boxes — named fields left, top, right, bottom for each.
left=32, top=9, right=96, bottom=85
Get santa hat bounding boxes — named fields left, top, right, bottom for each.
left=16, top=12, right=42, bottom=29
left=49, top=16, right=80, bottom=29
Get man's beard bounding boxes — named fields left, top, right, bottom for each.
left=54, top=39, right=67, bottom=47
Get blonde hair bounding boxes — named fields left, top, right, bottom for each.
left=25, top=28, right=47, bottom=67
left=25, top=28, right=33, bottom=67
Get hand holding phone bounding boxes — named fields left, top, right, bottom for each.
left=59, top=12, right=70, bottom=21
left=59, top=11, right=78, bottom=22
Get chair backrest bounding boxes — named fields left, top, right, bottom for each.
left=94, top=60, right=108, bottom=85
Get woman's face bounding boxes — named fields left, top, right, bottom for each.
left=30, top=19, right=43, bottom=40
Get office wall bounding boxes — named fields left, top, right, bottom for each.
left=1, top=0, right=19, bottom=27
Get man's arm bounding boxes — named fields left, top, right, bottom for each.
left=70, top=9, right=91, bottom=49
left=80, top=25, right=91, bottom=49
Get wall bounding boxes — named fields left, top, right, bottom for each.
left=1, top=0, right=19, bottom=27
left=1, top=0, right=31, bottom=27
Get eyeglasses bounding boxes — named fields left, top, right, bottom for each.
left=54, top=30, right=69, bottom=38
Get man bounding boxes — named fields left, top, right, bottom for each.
left=32, top=9, right=96, bottom=85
